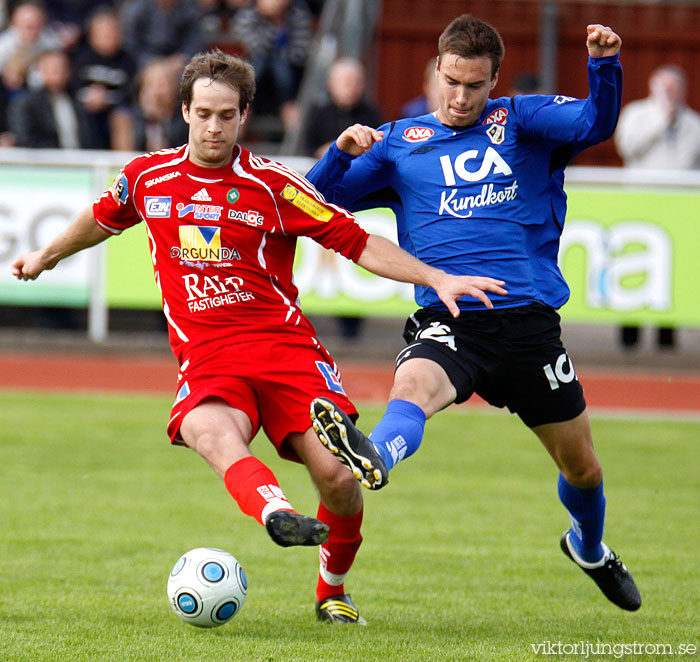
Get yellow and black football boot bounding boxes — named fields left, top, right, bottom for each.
left=316, top=594, right=366, bottom=625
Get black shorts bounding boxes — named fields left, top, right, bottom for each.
left=398, top=303, right=586, bottom=428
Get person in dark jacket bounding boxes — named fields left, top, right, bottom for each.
left=305, top=57, right=382, bottom=159
left=9, top=48, right=95, bottom=148
left=71, top=6, right=136, bottom=150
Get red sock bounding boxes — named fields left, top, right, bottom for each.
left=315, top=502, right=363, bottom=602
left=224, top=456, right=295, bottom=526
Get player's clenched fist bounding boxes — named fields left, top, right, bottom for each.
left=11, top=252, right=49, bottom=281
left=586, top=24, right=621, bottom=58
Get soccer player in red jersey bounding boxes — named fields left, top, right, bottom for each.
left=11, top=49, right=506, bottom=624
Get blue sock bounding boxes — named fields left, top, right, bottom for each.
left=369, top=399, right=426, bottom=471
left=558, top=473, right=606, bottom=564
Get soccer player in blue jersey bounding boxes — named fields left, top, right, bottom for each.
left=307, top=15, right=641, bottom=611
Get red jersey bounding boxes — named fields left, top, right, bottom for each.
left=93, top=144, right=369, bottom=361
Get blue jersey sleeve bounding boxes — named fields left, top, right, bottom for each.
left=511, top=54, right=622, bottom=146
left=305, top=125, right=394, bottom=211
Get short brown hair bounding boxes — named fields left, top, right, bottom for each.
left=438, top=14, right=505, bottom=79
left=181, top=48, right=256, bottom=111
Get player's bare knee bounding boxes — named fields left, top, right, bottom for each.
left=316, top=466, right=363, bottom=515
left=390, top=373, right=420, bottom=400
left=562, top=462, right=603, bottom=489
left=390, top=374, right=437, bottom=412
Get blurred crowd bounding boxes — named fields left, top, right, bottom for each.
left=0, top=0, right=327, bottom=152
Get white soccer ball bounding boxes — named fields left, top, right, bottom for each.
left=167, top=547, right=247, bottom=628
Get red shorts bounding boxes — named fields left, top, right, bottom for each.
left=167, top=334, right=358, bottom=462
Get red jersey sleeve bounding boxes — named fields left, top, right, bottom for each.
left=246, top=155, right=369, bottom=262
left=92, top=161, right=143, bottom=235
left=277, top=178, right=369, bottom=262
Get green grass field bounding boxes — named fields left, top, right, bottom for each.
left=0, top=391, right=698, bottom=662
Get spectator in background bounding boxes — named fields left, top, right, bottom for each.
left=43, top=0, right=106, bottom=52
left=399, top=57, right=439, bottom=118
left=509, top=71, right=544, bottom=96
left=615, top=64, right=700, bottom=169
left=120, top=0, right=205, bottom=72
left=8, top=48, right=95, bottom=147
left=230, top=0, right=312, bottom=132
left=305, top=57, right=383, bottom=340
left=305, top=57, right=382, bottom=159
left=72, top=6, right=136, bottom=150
left=0, top=50, right=34, bottom=145
left=196, top=0, right=250, bottom=44
left=0, top=1, right=60, bottom=73
left=131, top=57, right=188, bottom=152
left=614, top=64, right=700, bottom=350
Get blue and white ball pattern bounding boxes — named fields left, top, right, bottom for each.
left=167, top=547, right=247, bottom=627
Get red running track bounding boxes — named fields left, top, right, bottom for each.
left=1, top=351, right=699, bottom=416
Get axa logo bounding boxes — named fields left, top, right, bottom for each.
left=483, top=108, right=508, bottom=125
left=144, top=196, right=171, bottom=217
left=439, top=147, right=512, bottom=185
left=402, top=127, right=435, bottom=143
left=171, top=225, right=240, bottom=262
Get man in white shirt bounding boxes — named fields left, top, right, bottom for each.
left=615, top=64, right=700, bottom=169
left=614, top=64, right=700, bottom=349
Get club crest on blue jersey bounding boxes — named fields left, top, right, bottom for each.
left=145, top=196, right=172, bottom=217
left=486, top=124, right=506, bottom=145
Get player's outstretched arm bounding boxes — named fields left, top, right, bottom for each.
left=356, top=235, right=506, bottom=316
left=11, top=207, right=112, bottom=281
left=335, top=123, right=385, bottom=156
left=586, top=24, right=621, bottom=58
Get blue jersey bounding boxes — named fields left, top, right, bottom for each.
left=306, top=55, right=622, bottom=311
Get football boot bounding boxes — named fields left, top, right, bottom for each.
left=560, top=530, right=641, bottom=611
left=316, top=593, right=366, bottom=625
left=310, top=397, right=388, bottom=490
left=265, top=511, right=329, bottom=547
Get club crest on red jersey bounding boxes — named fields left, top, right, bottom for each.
left=402, top=127, right=435, bottom=143
left=483, top=108, right=508, bottom=125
